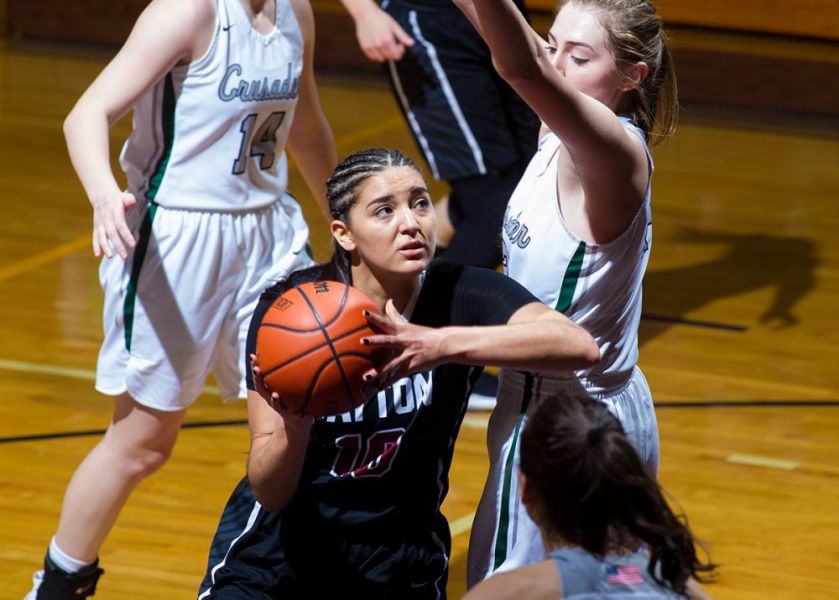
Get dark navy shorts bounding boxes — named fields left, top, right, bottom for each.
left=383, top=0, right=538, bottom=181
left=198, top=478, right=451, bottom=599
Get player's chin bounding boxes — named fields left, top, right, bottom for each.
left=394, top=251, right=430, bottom=275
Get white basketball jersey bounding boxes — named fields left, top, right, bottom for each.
left=120, top=0, right=303, bottom=211
left=502, top=118, right=653, bottom=393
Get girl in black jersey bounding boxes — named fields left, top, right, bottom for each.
left=198, top=148, right=599, bottom=599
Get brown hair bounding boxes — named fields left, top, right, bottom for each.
left=520, top=394, right=715, bottom=594
left=558, top=0, right=678, bottom=143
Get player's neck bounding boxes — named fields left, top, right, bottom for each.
left=239, top=0, right=275, bottom=24
left=351, top=267, right=420, bottom=314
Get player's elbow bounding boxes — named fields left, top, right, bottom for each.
left=63, top=106, right=82, bottom=143
left=255, top=495, right=286, bottom=513
left=573, top=325, right=601, bottom=368
left=490, top=45, right=545, bottom=87
left=580, top=338, right=601, bottom=369
left=246, top=457, right=299, bottom=512
left=491, top=56, right=531, bottom=86
left=451, top=0, right=471, bottom=12
left=63, top=100, right=106, bottom=145
left=560, top=329, right=600, bottom=371
left=250, top=479, right=294, bottom=513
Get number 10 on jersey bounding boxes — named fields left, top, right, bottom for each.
left=232, top=111, right=286, bottom=174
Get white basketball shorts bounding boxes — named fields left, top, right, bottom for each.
left=95, top=196, right=314, bottom=411
left=467, top=367, right=659, bottom=586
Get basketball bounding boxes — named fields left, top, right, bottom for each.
left=255, top=280, right=387, bottom=417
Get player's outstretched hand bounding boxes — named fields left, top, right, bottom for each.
left=250, top=354, right=314, bottom=427
left=90, top=189, right=137, bottom=259
left=361, top=299, right=444, bottom=388
left=353, top=4, right=414, bottom=62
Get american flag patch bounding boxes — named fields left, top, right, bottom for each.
left=606, top=564, right=645, bottom=586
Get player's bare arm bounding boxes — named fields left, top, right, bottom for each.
left=286, top=0, right=338, bottom=222
left=364, top=300, right=598, bottom=386
left=456, top=0, right=649, bottom=240
left=246, top=388, right=314, bottom=512
left=64, top=0, right=214, bottom=259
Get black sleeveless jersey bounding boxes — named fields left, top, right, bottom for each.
left=199, top=261, right=537, bottom=599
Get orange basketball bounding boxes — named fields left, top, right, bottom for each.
left=255, top=280, right=386, bottom=417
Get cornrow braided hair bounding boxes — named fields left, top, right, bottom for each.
left=326, top=148, right=421, bottom=222
left=262, top=149, right=423, bottom=292
left=281, top=148, right=423, bottom=284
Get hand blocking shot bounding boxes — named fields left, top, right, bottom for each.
left=197, top=148, right=599, bottom=598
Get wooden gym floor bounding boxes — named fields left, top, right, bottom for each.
left=1, top=36, right=838, bottom=599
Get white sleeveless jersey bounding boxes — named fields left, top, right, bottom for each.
left=120, top=0, right=303, bottom=211
left=502, top=118, right=653, bottom=393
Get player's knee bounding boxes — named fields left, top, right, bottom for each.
left=131, top=447, right=172, bottom=480
left=107, top=441, right=173, bottom=481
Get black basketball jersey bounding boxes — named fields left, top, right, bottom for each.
left=199, top=261, right=536, bottom=599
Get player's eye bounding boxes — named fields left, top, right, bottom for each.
left=413, top=197, right=432, bottom=210
left=374, top=205, right=393, bottom=218
left=571, top=56, right=589, bottom=66
left=545, top=44, right=558, bottom=55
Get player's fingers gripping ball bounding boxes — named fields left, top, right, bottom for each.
left=255, top=281, right=388, bottom=417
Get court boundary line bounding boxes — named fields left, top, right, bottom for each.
left=2, top=400, right=836, bottom=445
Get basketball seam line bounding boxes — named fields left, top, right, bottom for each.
left=260, top=323, right=371, bottom=379
left=294, top=352, right=374, bottom=416
left=261, top=287, right=348, bottom=333
left=259, top=323, right=324, bottom=334
left=295, top=284, right=355, bottom=414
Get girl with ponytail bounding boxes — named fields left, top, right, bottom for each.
left=454, top=0, right=679, bottom=583
left=465, top=394, right=715, bottom=599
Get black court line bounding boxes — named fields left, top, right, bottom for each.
left=0, top=419, right=247, bottom=444
left=656, top=400, right=839, bottom=408
left=641, top=312, right=748, bottom=332
left=2, top=401, right=838, bottom=445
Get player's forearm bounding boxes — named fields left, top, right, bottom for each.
left=246, top=392, right=313, bottom=511
left=452, top=0, right=482, bottom=36
left=288, top=118, right=337, bottom=223
left=64, top=104, right=123, bottom=204
left=247, top=422, right=312, bottom=512
left=458, top=0, right=541, bottom=82
left=339, top=0, right=380, bottom=21
left=297, top=125, right=337, bottom=222
left=438, top=319, right=599, bottom=373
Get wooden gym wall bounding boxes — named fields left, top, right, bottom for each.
left=2, top=0, right=837, bottom=125
left=4, top=0, right=838, bottom=44
left=529, top=0, right=838, bottom=41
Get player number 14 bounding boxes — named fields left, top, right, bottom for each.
left=232, top=111, right=286, bottom=175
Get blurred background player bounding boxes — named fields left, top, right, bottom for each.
left=339, top=0, right=542, bottom=409
left=456, top=0, right=678, bottom=584
left=26, top=0, right=337, bottom=597
left=339, top=0, right=538, bottom=269
left=463, top=394, right=715, bottom=599
left=197, top=148, right=599, bottom=598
